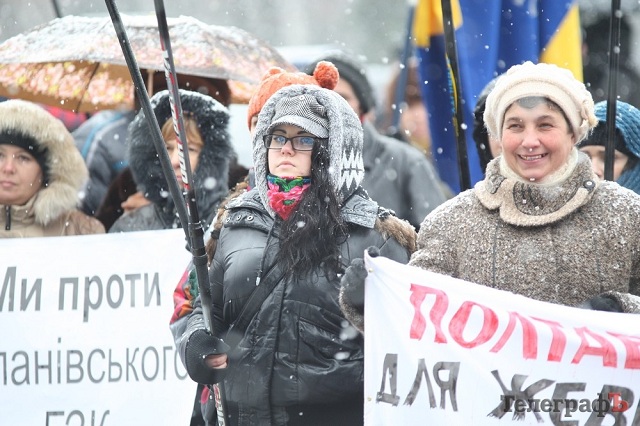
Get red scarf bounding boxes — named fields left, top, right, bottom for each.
left=266, top=174, right=311, bottom=220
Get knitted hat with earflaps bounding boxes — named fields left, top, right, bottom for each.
left=253, top=84, right=365, bottom=217
left=246, top=62, right=339, bottom=128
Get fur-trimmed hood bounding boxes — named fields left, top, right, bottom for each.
left=0, top=100, right=88, bottom=226
left=252, top=84, right=365, bottom=217
left=127, top=90, right=232, bottom=222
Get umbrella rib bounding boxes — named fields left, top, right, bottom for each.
left=74, top=63, right=101, bottom=113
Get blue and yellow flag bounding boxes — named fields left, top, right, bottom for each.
left=414, top=0, right=582, bottom=194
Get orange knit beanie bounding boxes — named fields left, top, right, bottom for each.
left=246, top=61, right=339, bottom=128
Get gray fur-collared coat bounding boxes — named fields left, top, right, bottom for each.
left=410, top=151, right=640, bottom=313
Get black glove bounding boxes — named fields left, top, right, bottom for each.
left=340, top=246, right=380, bottom=311
left=185, top=329, right=230, bottom=384
left=581, top=294, right=623, bottom=313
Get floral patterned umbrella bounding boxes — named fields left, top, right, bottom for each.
left=0, top=14, right=296, bottom=112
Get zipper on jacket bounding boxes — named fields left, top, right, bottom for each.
left=4, top=205, right=10, bottom=230
left=256, top=224, right=277, bottom=286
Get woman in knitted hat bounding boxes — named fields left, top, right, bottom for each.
left=0, top=100, right=104, bottom=237
left=109, top=89, right=233, bottom=233
left=176, top=83, right=416, bottom=425
left=168, top=62, right=341, bottom=426
left=340, top=61, right=640, bottom=334
left=578, top=100, right=640, bottom=193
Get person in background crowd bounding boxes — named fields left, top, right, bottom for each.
left=176, top=83, right=416, bottom=425
left=382, top=57, right=432, bottom=158
left=578, top=100, right=640, bottom=194
left=109, top=89, right=233, bottom=233
left=170, top=61, right=342, bottom=426
left=305, top=51, right=450, bottom=229
left=73, top=72, right=231, bottom=217
left=0, top=99, right=104, bottom=237
left=472, top=76, right=502, bottom=175
left=341, top=61, right=640, bottom=334
left=42, top=105, right=89, bottom=132
left=582, top=14, right=640, bottom=108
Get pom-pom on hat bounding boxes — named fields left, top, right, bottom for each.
left=246, top=61, right=339, bottom=128
left=483, top=61, right=597, bottom=143
left=305, top=51, right=376, bottom=114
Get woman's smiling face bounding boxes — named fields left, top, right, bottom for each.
left=501, top=99, right=575, bottom=182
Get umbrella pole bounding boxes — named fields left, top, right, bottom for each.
left=153, top=1, right=230, bottom=425
left=604, top=0, right=622, bottom=181
left=147, top=71, right=155, bottom=97
left=51, top=0, right=62, bottom=18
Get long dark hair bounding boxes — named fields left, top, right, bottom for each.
left=277, top=140, right=349, bottom=279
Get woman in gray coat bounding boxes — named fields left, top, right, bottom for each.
left=340, top=61, right=640, bottom=333
left=177, top=84, right=416, bottom=425
left=409, top=61, right=640, bottom=313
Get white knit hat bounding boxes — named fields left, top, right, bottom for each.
left=483, top=61, right=598, bottom=143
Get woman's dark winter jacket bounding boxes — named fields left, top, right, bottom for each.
left=180, top=187, right=415, bottom=425
left=110, top=89, right=233, bottom=232
left=177, top=85, right=418, bottom=425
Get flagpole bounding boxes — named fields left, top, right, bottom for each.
left=440, top=0, right=471, bottom=191
left=388, top=1, right=417, bottom=139
left=604, top=0, right=622, bottom=181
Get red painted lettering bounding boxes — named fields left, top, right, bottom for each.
left=532, top=317, right=567, bottom=362
left=490, top=311, right=538, bottom=359
left=608, top=332, right=640, bottom=369
left=408, top=284, right=448, bottom=342
left=572, top=327, right=617, bottom=367
left=449, top=301, right=498, bottom=348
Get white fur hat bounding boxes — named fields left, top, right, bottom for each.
left=483, top=61, right=598, bottom=143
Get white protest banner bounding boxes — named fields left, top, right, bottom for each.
left=0, top=230, right=197, bottom=426
left=364, top=254, right=640, bottom=425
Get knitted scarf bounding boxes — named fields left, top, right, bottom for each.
left=266, top=174, right=311, bottom=220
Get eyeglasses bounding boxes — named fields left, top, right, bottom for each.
left=262, top=134, right=323, bottom=151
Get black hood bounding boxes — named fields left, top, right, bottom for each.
left=127, top=89, right=233, bottom=221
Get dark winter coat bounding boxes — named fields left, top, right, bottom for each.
left=177, top=84, right=418, bottom=425
left=109, top=90, right=233, bottom=232
left=73, top=109, right=136, bottom=216
left=410, top=151, right=640, bottom=313
left=361, top=122, right=448, bottom=229
left=180, top=187, right=415, bottom=425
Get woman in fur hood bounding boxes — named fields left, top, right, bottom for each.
left=109, top=89, right=233, bottom=232
left=0, top=100, right=104, bottom=237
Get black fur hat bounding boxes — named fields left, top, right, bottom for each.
left=472, top=77, right=499, bottom=172
left=127, top=89, right=233, bottom=222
